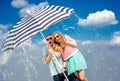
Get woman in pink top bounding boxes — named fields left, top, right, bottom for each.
left=53, top=32, right=88, bottom=81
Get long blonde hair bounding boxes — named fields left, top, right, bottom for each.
left=53, top=32, right=66, bottom=52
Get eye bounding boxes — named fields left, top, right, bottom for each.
left=46, top=37, right=52, bottom=41
left=54, top=35, right=59, bottom=39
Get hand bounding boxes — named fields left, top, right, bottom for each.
left=60, top=67, right=65, bottom=73
left=48, top=48, right=54, bottom=54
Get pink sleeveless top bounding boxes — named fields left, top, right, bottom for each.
left=61, top=35, right=78, bottom=60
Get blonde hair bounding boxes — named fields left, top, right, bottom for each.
left=53, top=32, right=66, bottom=52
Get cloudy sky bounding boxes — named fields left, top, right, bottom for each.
left=0, top=0, right=120, bottom=81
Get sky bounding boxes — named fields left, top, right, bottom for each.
left=0, top=0, right=120, bottom=81
left=0, top=0, right=120, bottom=41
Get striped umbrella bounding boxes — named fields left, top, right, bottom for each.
left=2, top=5, right=74, bottom=52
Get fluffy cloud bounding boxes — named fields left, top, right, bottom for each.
left=0, top=24, right=12, bottom=32
left=0, top=31, right=7, bottom=40
left=19, top=2, right=48, bottom=17
left=0, top=38, right=39, bottom=64
left=11, top=0, right=28, bottom=8
left=11, top=0, right=49, bottom=18
left=38, top=39, right=46, bottom=45
left=81, top=40, right=93, bottom=45
left=110, top=31, right=120, bottom=46
left=0, top=24, right=12, bottom=40
left=19, top=4, right=37, bottom=17
left=77, top=9, right=118, bottom=27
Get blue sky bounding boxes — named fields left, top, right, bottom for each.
left=0, top=0, right=120, bottom=81
left=0, top=0, right=120, bottom=41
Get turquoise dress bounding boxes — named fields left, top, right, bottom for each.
left=66, top=50, right=87, bottom=75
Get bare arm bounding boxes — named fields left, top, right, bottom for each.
left=60, top=59, right=67, bottom=73
left=65, top=35, right=77, bottom=47
left=63, top=60, right=67, bottom=68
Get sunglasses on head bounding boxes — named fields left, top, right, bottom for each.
left=54, top=35, right=59, bottom=40
left=46, top=37, right=52, bottom=41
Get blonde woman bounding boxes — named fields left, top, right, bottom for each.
left=53, top=32, right=88, bottom=81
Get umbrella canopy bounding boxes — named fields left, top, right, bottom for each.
left=2, top=5, right=74, bottom=52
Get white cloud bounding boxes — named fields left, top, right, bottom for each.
left=0, top=51, right=13, bottom=65
left=0, top=24, right=12, bottom=32
left=0, top=24, right=12, bottom=40
left=110, top=31, right=120, bottom=46
left=0, top=24, right=10, bottom=58
left=37, top=2, right=49, bottom=8
left=19, top=38, right=33, bottom=47
left=19, top=4, right=37, bottom=17
left=77, top=9, right=118, bottom=27
left=0, top=38, right=39, bottom=65
left=38, top=39, right=46, bottom=45
left=0, top=31, right=7, bottom=40
left=19, top=2, right=48, bottom=17
left=11, top=0, right=28, bottom=8
left=114, top=31, right=120, bottom=36
left=11, top=0, right=49, bottom=18
left=81, top=40, right=93, bottom=45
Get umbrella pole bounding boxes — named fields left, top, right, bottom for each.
left=40, top=31, right=46, bottom=40
left=52, top=52, right=69, bottom=81
left=40, top=31, right=69, bottom=81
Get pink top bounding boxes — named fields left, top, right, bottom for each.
left=61, top=35, right=78, bottom=60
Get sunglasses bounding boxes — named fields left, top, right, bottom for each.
left=54, top=35, right=59, bottom=40
left=46, top=37, right=52, bottom=41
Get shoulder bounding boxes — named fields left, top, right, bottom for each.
left=64, top=34, right=71, bottom=39
left=64, top=34, right=74, bottom=40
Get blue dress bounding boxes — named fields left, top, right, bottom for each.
left=67, top=50, right=87, bottom=75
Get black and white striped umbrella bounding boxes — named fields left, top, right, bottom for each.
left=2, top=5, right=74, bottom=52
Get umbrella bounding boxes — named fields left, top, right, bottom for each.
left=2, top=5, right=74, bottom=81
left=2, top=5, right=74, bottom=52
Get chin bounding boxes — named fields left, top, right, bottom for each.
left=57, top=41, right=60, bottom=43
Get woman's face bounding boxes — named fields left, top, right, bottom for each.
left=54, top=33, right=61, bottom=43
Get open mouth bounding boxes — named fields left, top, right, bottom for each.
left=49, top=42, right=51, bottom=44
